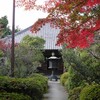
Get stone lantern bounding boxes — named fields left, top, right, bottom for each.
left=48, top=52, right=59, bottom=81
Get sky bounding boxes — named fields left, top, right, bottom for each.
left=0, top=0, right=48, bottom=30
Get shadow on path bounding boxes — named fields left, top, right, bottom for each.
left=43, top=80, right=68, bottom=100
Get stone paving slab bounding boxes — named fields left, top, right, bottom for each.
left=43, top=80, right=68, bottom=100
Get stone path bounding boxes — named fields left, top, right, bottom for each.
left=43, top=80, right=68, bottom=100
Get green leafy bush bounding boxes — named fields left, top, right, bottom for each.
left=14, top=35, right=45, bottom=78
left=66, top=67, right=84, bottom=91
left=68, top=86, right=83, bottom=100
left=29, top=73, right=48, bottom=93
left=0, top=75, right=48, bottom=100
left=60, top=72, right=69, bottom=86
left=0, top=92, right=31, bottom=100
left=80, top=85, right=100, bottom=100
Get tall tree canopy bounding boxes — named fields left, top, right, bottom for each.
left=16, top=0, right=100, bottom=48
left=14, top=35, right=45, bottom=77
left=0, top=16, right=11, bottom=38
left=0, top=16, right=21, bottom=38
left=0, top=16, right=21, bottom=51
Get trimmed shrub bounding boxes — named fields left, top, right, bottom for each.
left=60, top=72, right=69, bottom=86
left=80, top=85, right=100, bottom=100
left=29, top=73, right=48, bottom=93
left=68, top=87, right=83, bottom=100
left=0, top=92, right=31, bottom=100
left=0, top=75, right=48, bottom=100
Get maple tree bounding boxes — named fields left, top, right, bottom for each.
left=0, top=40, right=7, bottom=51
left=16, top=0, right=100, bottom=48
left=0, top=40, right=18, bottom=52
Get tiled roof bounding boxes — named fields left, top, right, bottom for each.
left=3, top=19, right=62, bottom=50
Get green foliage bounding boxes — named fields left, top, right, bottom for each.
left=0, top=16, right=21, bottom=38
left=0, top=16, right=11, bottom=38
left=29, top=73, right=48, bottom=93
left=0, top=59, right=10, bottom=76
left=21, top=35, right=45, bottom=49
left=60, top=72, right=69, bottom=86
left=61, top=43, right=100, bottom=100
left=0, top=35, right=45, bottom=77
left=68, top=87, right=83, bottom=100
left=0, top=74, right=48, bottom=100
left=0, top=16, right=8, bottom=27
left=0, top=92, right=31, bottom=100
left=78, top=48, right=100, bottom=83
left=15, top=26, right=21, bottom=32
left=80, top=85, right=100, bottom=100
left=1, top=35, right=45, bottom=77
left=0, top=50, right=4, bottom=57
left=0, top=50, right=8, bottom=75
left=0, top=48, right=11, bottom=76
left=15, top=46, right=38, bottom=77
left=62, top=44, right=100, bottom=84
left=1, top=27, right=11, bottom=38
left=66, top=67, right=85, bottom=91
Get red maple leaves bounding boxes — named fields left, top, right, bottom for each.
left=0, top=40, right=18, bottom=52
left=0, top=40, right=7, bottom=51
left=86, top=0, right=100, bottom=7
left=44, top=0, right=100, bottom=48
left=57, top=28, right=94, bottom=48
left=16, top=0, right=100, bottom=48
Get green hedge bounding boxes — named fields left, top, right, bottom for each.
left=68, top=86, right=82, bottom=100
left=0, top=92, right=31, bottom=100
left=60, top=72, right=69, bottom=86
left=80, top=85, right=100, bottom=100
left=0, top=74, right=48, bottom=100
left=29, top=73, right=48, bottom=93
